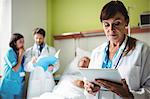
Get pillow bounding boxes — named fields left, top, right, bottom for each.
left=76, top=47, right=91, bottom=58
left=63, top=48, right=91, bottom=75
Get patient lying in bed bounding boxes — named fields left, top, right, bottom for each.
left=50, top=56, right=90, bottom=99
left=34, top=48, right=92, bottom=99
left=73, top=56, right=90, bottom=88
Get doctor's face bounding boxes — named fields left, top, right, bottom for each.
left=16, top=38, right=24, bottom=49
left=34, top=34, right=45, bottom=45
left=102, top=12, right=127, bottom=43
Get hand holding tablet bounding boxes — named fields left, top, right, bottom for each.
left=79, top=68, right=122, bottom=84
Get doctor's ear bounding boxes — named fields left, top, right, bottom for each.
left=125, top=19, right=129, bottom=26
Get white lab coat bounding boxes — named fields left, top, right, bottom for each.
left=24, top=43, right=60, bottom=99
left=87, top=36, right=150, bottom=99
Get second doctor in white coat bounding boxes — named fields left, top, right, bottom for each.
left=84, top=1, right=150, bottom=99
left=24, top=28, right=59, bottom=98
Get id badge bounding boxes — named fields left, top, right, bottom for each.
left=19, top=72, right=25, bottom=77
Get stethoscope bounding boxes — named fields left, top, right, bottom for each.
left=113, top=36, right=129, bottom=69
left=103, top=36, right=129, bottom=69
left=30, top=45, right=50, bottom=57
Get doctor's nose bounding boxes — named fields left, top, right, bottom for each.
left=36, top=38, right=40, bottom=42
left=109, top=24, right=115, bottom=31
left=36, top=39, right=42, bottom=43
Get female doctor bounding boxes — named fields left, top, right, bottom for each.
left=24, top=28, right=60, bottom=98
left=0, top=33, right=25, bottom=99
left=84, top=1, right=150, bottom=99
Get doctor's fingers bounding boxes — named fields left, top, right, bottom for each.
left=96, top=79, right=132, bottom=97
left=95, top=79, right=111, bottom=88
left=95, top=79, right=122, bottom=90
left=88, top=91, right=97, bottom=96
left=31, top=57, right=37, bottom=63
left=85, top=87, right=97, bottom=95
left=121, top=79, right=130, bottom=91
left=84, top=85, right=92, bottom=93
left=19, top=48, right=25, bottom=53
left=19, top=49, right=25, bottom=56
left=95, top=80, right=121, bottom=96
left=84, top=82, right=94, bottom=89
left=84, top=82, right=93, bottom=91
left=84, top=83, right=99, bottom=96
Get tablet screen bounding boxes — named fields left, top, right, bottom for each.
left=79, top=68, right=122, bottom=83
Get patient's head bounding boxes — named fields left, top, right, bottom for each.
left=78, top=56, right=90, bottom=68
left=73, top=57, right=90, bottom=88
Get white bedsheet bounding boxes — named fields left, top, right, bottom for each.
left=33, top=74, right=86, bottom=99
left=52, top=74, right=86, bottom=99
left=32, top=92, right=64, bottom=99
left=32, top=48, right=92, bottom=99
left=27, top=67, right=55, bottom=99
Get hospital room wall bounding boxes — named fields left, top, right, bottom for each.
left=47, top=0, right=150, bottom=38
left=47, top=0, right=53, bottom=45
left=0, top=0, right=12, bottom=75
left=0, top=0, right=47, bottom=73
left=12, top=0, right=47, bottom=48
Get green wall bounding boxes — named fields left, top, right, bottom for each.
left=47, top=0, right=150, bottom=45
left=47, top=0, right=52, bottom=45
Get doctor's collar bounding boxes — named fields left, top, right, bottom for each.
left=35, top=43, right=45, bottom=48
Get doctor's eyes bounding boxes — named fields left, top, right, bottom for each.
left=103, top=21, right=121, bottom=28
left=16, top=38, right=24, bottom=44
left=114, top=21, right=121, bottom=26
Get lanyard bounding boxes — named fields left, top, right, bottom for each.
left=31, top=46, right=50, bottom=57
left=114, top=37, right=129, bottom=69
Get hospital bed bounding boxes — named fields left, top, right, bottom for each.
left=30, top=48, right=91, bottom=99
left=29, top=27, right=150, bottom=99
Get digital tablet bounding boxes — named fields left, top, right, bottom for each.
left=79, top=68, right=122, bottom=84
